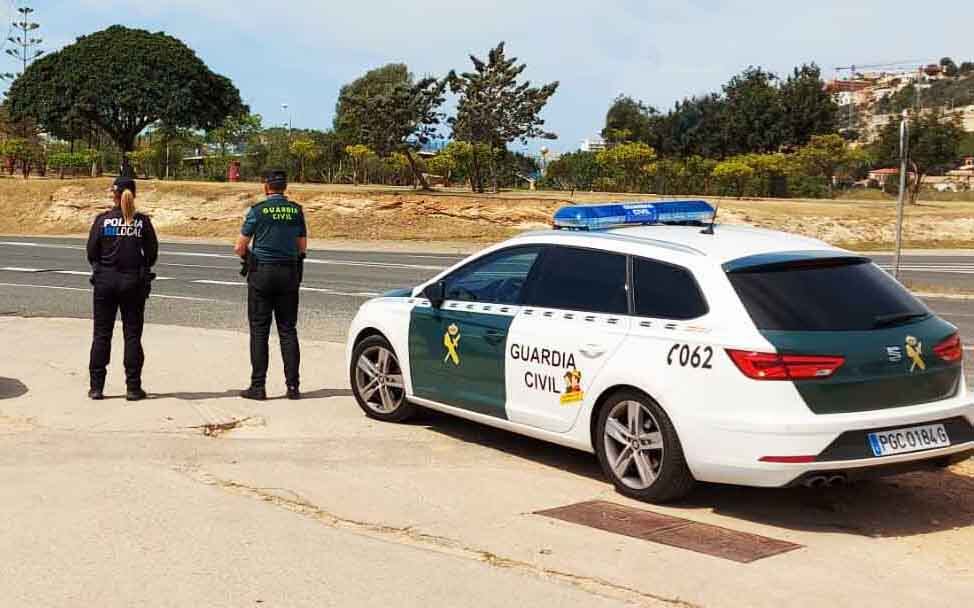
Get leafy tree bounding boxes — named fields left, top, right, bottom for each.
left=794, top=134, right=865, bottom=198
left=289, top=137, right=322, bottom=182
left=545, top=151, right=599, bottom=193
left=941, top=57, right=959, bottom=78
left=596, top=142, right=655, bottom=192
left=7, top=25, right=244, bottom=173
left=659, top=94, right=728, bottom=158
left=127, top=147, right=158, bottom=178
left=722, top=67, right=783, bottom=155
left=334, top=64, right=410, bottom=140
left=960, top=61, right=974, bottom=76
left=345, top=144, right=375, bottom=184
left=425, top=153, right=457, bottom=183
left=778, top=64, right=837, bottom=148
left=448, top=42, right=559, bottom=192
left=602, top=95, right=658, bottom=145
left=338, top=63, right=446, bottom=189
left=712, top=158, right=755, bottom=198
left=872, top=110, right=964, bottom=203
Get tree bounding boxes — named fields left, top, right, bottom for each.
left=425, top=153, right=457, bottom=183
left=345, top=144, right=375, bottom=184
left=794, top=134, right=865, bottom=198
left=289, top=137, right=322, bottom=183
left=940, top=57, right=959, bottom=78
left=448, top=42, right=559, bottom=192
left=960, top=61, right=974, bottom=76
left=545, top=151, right=599, bottom=193
left=712, top=159, right=755, bottom=198
left=602, top=95, right=658, bottom=145
left=7, top=26, right=244, bottom=173
left=778, top=64, right=837, bottom=148
left=334, top=64, right=410, bottom=140
left=722, top=67, right=783, bottom=155
left=338, top=63, right=446, bottom=189
left=596, top=142, right=656, bottom=192
left=873, top=110, right=964, bottom=203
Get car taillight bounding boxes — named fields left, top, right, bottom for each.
left=726, top=350, right=845, bottom=381
left=934, top=333, right=963, bottom=363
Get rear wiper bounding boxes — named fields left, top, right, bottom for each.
left=873, top=312, right=929, bottom=329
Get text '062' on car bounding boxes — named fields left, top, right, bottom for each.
left=346, top=201, right=972, bottom=503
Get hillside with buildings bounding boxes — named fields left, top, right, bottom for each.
left=826, top=59, right=974, bottom=143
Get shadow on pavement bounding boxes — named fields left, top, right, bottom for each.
left=419, top=409, right=603, bottom=479
left=0, top=377, right=28, bottom=400
left=285, top=388, right=353, bottom=400
left=146, top=388, right=354, bottom=401
left=419, top=408, right=974, bottom=538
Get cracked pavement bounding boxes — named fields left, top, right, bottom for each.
left=1, top=317, right=973, bottom=607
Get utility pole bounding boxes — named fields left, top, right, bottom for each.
left=893, top=110, right=910, bottom=280
left=1, top=2, right=43, bottom=83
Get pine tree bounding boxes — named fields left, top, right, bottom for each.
left=448, top=42, right=558, bottom=192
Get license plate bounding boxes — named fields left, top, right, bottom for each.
left=868, top=424, right=950, bottom=457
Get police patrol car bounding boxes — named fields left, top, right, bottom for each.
left=346, top=201, right=972, bottom=502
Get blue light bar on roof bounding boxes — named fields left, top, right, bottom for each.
left=552, top=200, right=715, bottom=231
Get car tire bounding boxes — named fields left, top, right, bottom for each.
left=350, top=334, right=417, bottom=423
left=594, top=389, right=695, bottom=503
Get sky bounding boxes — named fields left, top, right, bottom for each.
left=15, top=1, right=974, bottom=153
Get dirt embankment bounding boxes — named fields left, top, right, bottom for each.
left=1, top=177, right=973, bottom=249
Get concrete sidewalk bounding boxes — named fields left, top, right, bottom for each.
left=1, top=316, right=972, bottom=607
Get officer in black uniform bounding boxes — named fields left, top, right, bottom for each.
left=86, top=176, right=158, bottom=401
left=235, top=169, right=307, bottom=401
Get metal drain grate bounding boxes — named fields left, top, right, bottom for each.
left=536, top=500, right=801, bottom=563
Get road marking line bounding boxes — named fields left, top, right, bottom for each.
left=193, top=280, right=245, bottom=286
left=160, top=262, right=237, bottom=270
left=1, top=266, right=44, bottom=272
left=300, top=286, right=379, bottom=297
left=52, top=270, right=91, bottom=276
left=0, top=282, right=217, bottom=302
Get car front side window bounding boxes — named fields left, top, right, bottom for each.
left=443, top=246, right=541, bottom=305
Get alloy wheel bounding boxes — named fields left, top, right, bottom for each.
left=603, top=400, right=665, bottom=490
left=355, top=345, right=405, bottom=414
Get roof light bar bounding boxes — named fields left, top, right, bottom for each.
left=552, top=200, right=716, bottom=231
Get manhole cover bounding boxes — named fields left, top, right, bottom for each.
left=536, top=500, right=801, bottom=563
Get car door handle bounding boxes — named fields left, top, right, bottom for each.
left=580, top=344, right=607, bottom=358
left=484, top=330, right=507, bottom=345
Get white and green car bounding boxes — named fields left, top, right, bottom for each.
left=345, top=201, right=972, bottom=503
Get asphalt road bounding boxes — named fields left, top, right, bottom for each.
left=0, top=237, right=972, bottom=383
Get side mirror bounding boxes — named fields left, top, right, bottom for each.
left=423, top=281, right=447, bottom=309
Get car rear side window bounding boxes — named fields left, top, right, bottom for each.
left=728, top=259, right=929, bottom=331
left=632, top=257, right=708, bottom=320
left=524, top=246, right=628, bottom=314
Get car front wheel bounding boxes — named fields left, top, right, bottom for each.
left=350, top=335, right=417, bottom=423
left=594, top=390, right=695, bottom=503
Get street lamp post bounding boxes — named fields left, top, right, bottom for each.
left=281, top=103, right=291, bottom=133
left=893, top=110, right=910, bottom=280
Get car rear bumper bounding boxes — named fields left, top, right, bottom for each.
left=683, top=399, right=974, bottom=488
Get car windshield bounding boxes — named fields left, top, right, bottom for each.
left=727, top=258, right=930, bottom=331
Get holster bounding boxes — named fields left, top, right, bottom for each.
left=240, top=251, right=253, bottom=277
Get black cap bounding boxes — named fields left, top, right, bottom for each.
left=263, top=169, right=287, bottom=188
left=112, top=176, right=136, bottom=195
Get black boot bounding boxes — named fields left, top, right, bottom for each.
left=88, top=387, right=104, bottom=401
left=240, top=386, right=267, bottom=401
left=126, top=387, right=148, bottom=402
left=286, top=386, right=301, bottom=401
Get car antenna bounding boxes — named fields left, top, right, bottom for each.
left=701, top=204, right=718, bottom=235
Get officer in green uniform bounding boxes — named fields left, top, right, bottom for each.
left=234, top=170, right=307, bottom=400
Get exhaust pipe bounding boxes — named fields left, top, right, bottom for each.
left=803, top=475, right=828, bottom=488
left=826, top=475, right=847, bottom=487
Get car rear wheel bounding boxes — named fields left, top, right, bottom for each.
left=350, top=335, right=417, bottom=423
left=595, top=390, right=695, bottom=503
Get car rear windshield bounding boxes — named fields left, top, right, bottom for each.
left=727, top=259, right=929, bottom=331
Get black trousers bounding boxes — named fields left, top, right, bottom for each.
left=89, top=271, right=148, bottom=390
left=248, top=263, right=301, bottom=388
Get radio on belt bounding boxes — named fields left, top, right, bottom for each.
left=552, top=200, right=715, bottom=231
